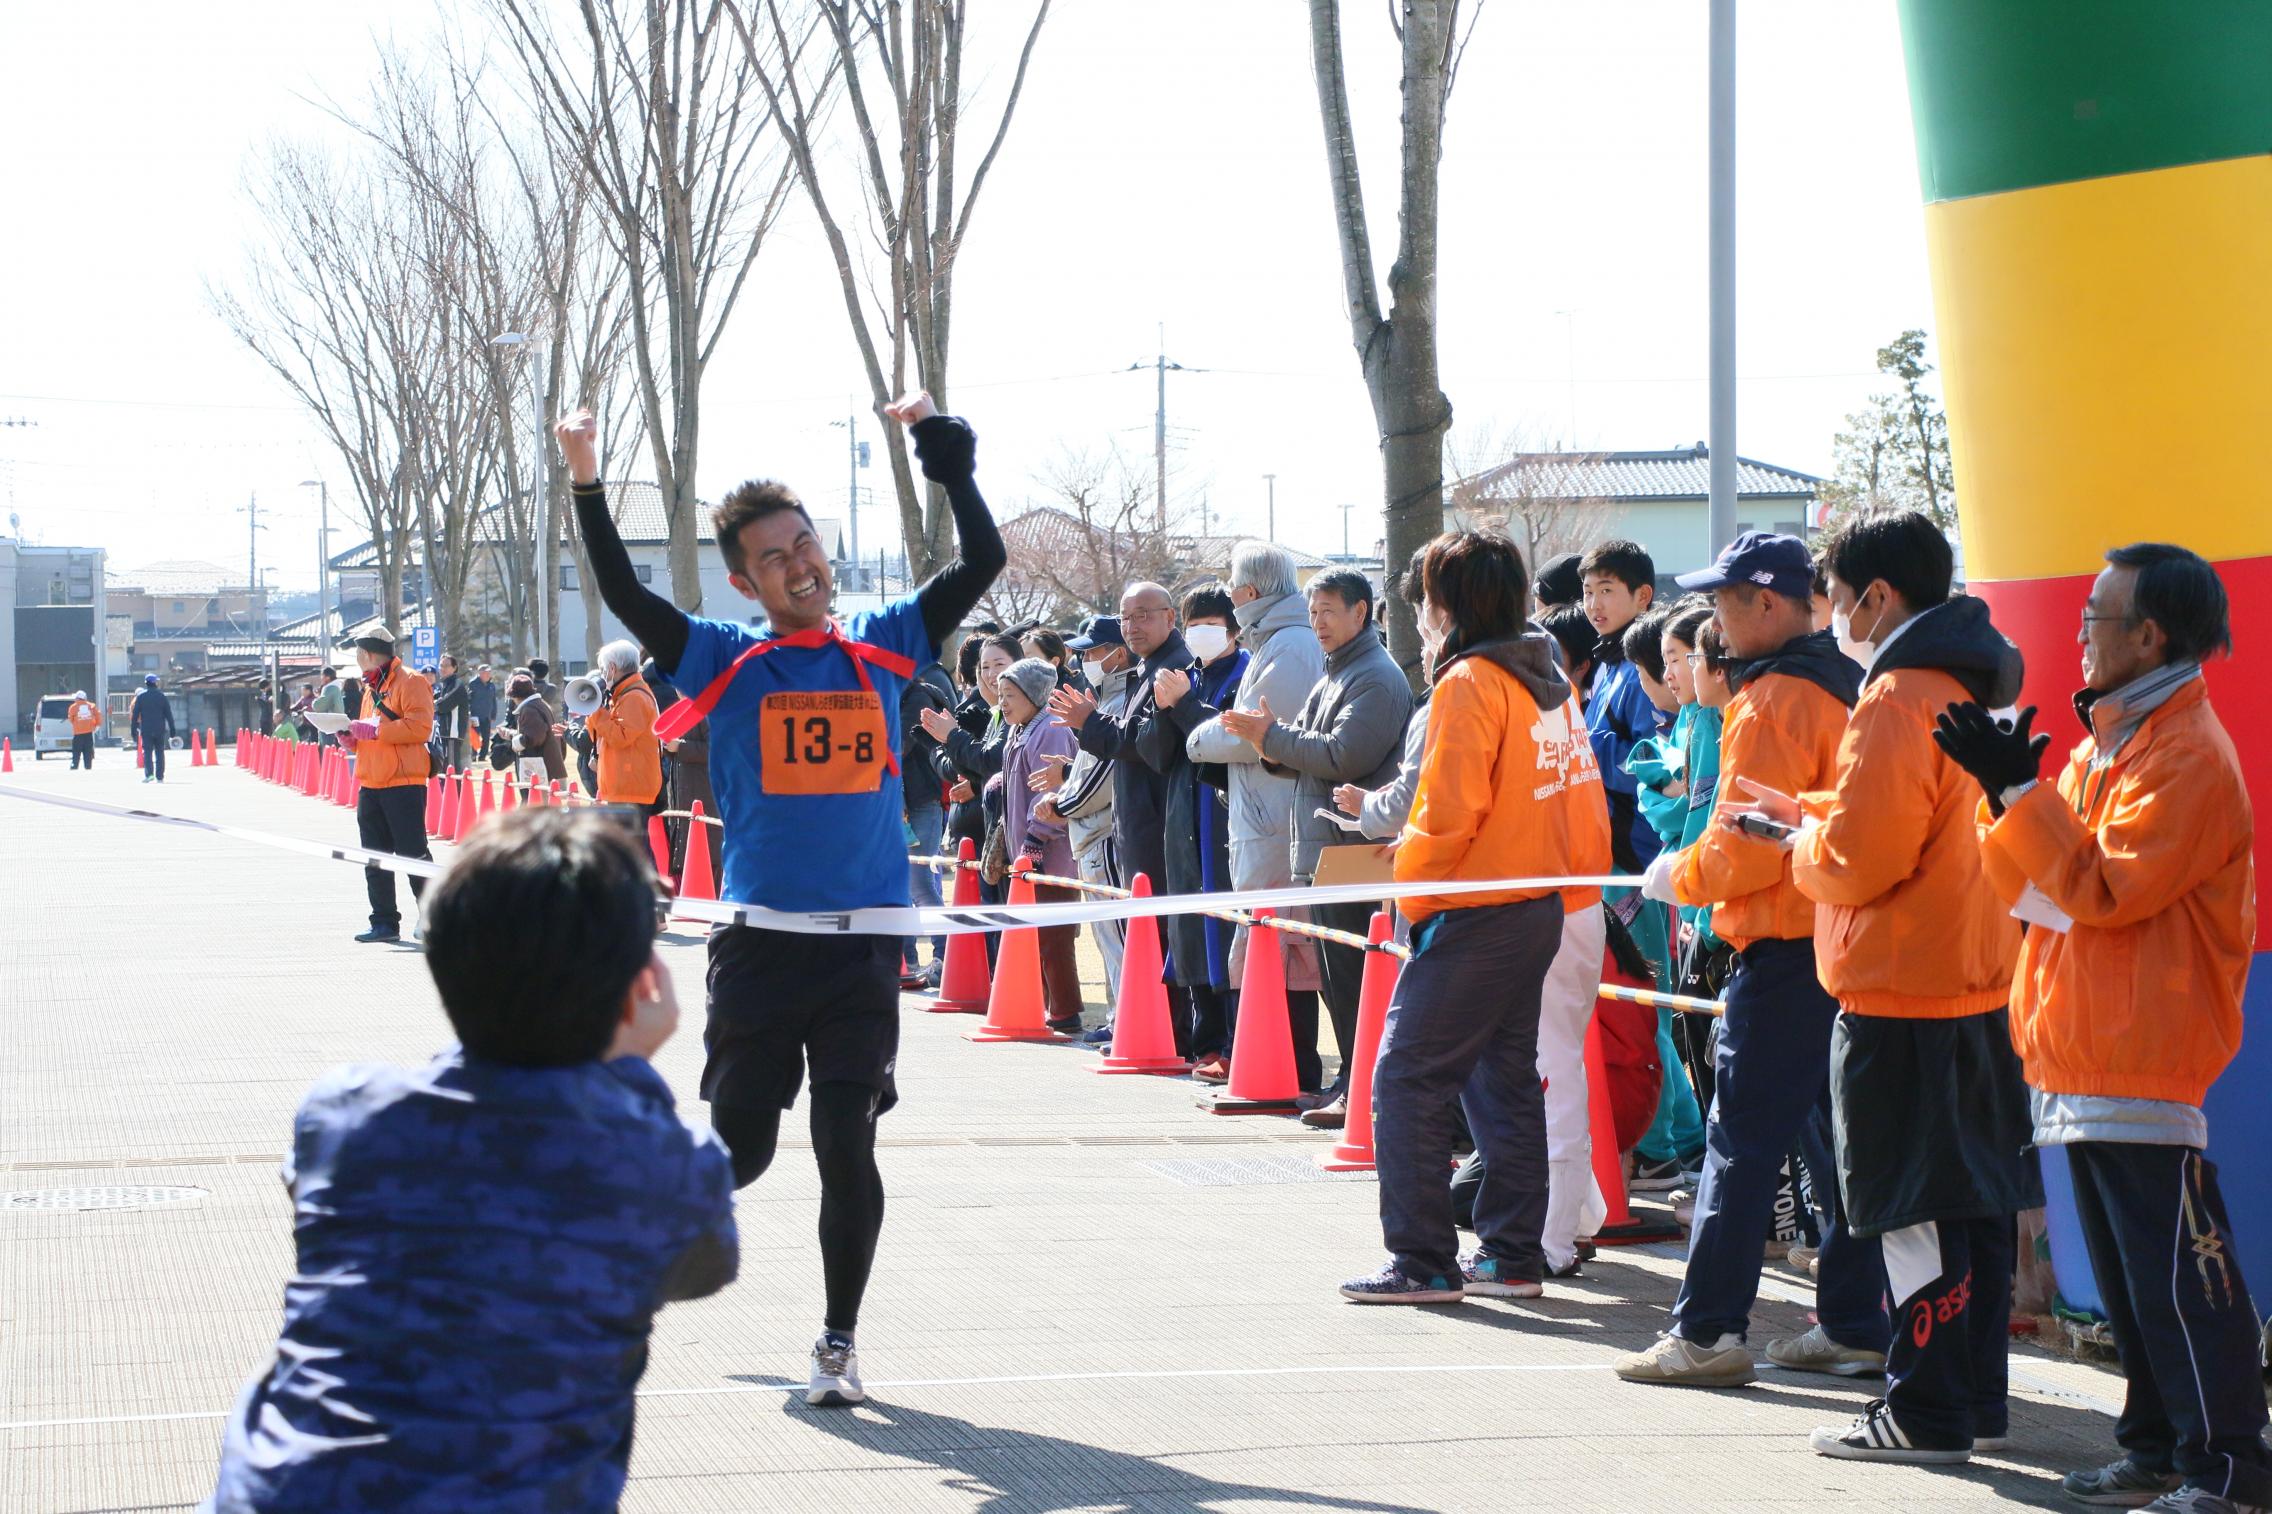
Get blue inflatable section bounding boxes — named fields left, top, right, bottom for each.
left=2041, top=952, right=2272, bottom=1321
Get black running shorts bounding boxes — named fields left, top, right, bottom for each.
left=702, top=926, right=901, bottom=1114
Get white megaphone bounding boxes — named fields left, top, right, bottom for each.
left=564, top=673, right=606, bottom=717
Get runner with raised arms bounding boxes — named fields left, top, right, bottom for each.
left=554, top=393, right=1003, bottom=1407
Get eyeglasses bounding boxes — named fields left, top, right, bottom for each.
left=1123, top=606, right=1174, bottom=621
left=2079, top=611, right=2138, bottom=627
left=1684, top=652, right=1709, bottom=665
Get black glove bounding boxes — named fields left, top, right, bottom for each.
left=909, top=414, right=975, bottom=483
left=1932, top=702, right=2049, bottom=813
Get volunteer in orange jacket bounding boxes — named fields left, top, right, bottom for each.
left=1617, top=532, right=1889, bottom=1389
left=66, top=690, right=102, bottom=770
left=1735, top=511, right=2040, bottom=1465
left=586, top=638, right=664, bottom=813
left=339, top=628, right=435, bottom=945
left=1939, top=543, right=2269, bottom=1511
left=1341, top=530, right=1611, bottom=1305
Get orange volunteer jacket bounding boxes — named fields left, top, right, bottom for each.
left=1671, top=630, right=1856, bottom=949
left=1979, top=674, right=2253, bottom=1107
left=68, top=698, right=102, bottom=735
left=1396, top=634, right=1610, bottom=924
left=355, top=660, right=433, bottom=789
left=588, top=672, right=663, bottom=805
left=1791, top=598, right=2023, bottom=1017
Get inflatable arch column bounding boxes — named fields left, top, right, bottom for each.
left=1896, top=2, right=2272, bottom=1311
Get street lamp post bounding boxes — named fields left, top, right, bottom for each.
left=1263, top=473, right=1276, bottom=542
left=492, top=331, right=553, bottom=663
left=299, top=479, right=330, bottom=665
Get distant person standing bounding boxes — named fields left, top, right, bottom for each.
left=431, top=655, right=471, bottom=773
left=67, top=690, right=101, bottom=770
left=467, top=663, right=500, bottom=749
left=312, top=667, right=344, bottom=748
left=338, top=630, right=434, bottom=944
left=586, top=640, right=664, bottom=817
left=130, top=675, right=174, bottom=783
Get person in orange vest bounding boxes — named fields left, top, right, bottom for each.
left=585, top=639, right=663, bottom=816
left=1939, top=543, right=2270, bottom=1512
left=337, top=628, right=435, bottom=945
left=1340, top=529, right=1612, bottom=1304
left=1731, top=510, right=2040, bottom=1465
left=1618, top=532, right=1889, bottom=1389
left=66, top=690, right=102, bottom=770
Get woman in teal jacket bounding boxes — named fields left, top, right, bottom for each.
left=1618, top=602, right=1719, bottom=1183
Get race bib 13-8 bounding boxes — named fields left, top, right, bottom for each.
left=760, top=690, right=888, bottom=796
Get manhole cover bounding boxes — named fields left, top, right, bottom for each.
left=1143, top=1154, right=1374, bottom=1188
left=1, top=1186, right=208, bottom=1213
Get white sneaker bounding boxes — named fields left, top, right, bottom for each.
left=1765, top=1323, right=1888, bottom=1378
left=1613, top=1331, right=1756, bottom=1387
left=1811, top=1397, right=1970, bottom=1464
left=807, top=1333, right=864, bottom=1407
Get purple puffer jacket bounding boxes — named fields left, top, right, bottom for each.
left=1000, top=715, right=1079, bottom=878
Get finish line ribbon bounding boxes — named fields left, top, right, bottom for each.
left=0, top=782, right=1647, bottom=938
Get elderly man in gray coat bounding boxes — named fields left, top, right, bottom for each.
left=1186, top=542, right=1329, bottom=1086
left=1218, top=567, right=1413, bottom=1124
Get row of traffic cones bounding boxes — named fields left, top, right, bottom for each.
left=917, top=856, right=1666, bottom=1232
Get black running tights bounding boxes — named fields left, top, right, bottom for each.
left=711, top=1083, right=885, bottom=1334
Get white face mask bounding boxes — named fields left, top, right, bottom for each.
left=1184, top=624, right=1231, bottom=664
left=1832, top=592, right=1883, bottom=673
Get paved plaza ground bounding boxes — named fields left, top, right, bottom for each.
left=1, top=747, right=2134, bottom=1512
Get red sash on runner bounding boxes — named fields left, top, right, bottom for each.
left=654, top=620, right=917, bottom=775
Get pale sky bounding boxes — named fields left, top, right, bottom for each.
left=0, top=1, right=1934, bottom=592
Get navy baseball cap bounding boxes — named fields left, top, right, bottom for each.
left=1066, top=615, right=1124, bottom=652
left=1675, top=531, right=1814, bottom=599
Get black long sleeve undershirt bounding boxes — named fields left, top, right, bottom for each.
left=567, top=414, right=1005, bottom=678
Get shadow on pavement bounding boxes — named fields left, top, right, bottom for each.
left=730, top=1388, right=1439, bottom=1513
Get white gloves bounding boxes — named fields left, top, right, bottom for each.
left=1640, top=847, right=1685, bottom=905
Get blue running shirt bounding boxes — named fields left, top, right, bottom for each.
left=673, top=597, right=933, bottom=911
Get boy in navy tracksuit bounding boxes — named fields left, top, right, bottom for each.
left=1580, top=540, right=1666, bottom=870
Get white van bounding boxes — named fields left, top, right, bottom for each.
left=31, top=695, right=78, bottom=758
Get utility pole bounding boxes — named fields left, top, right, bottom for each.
left=1706, top=0, right=1738, bottom=555
left=1263, top=473, right=1277, bottom=541
left=1339, top=502, right=1355, bottom=562
left=300, top=479, right=330, bottom=660
left=1125, top=325, right=1186, bottom=531
left=831, top=401, right=867, bottom=579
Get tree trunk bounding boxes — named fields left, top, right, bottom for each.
left=1308, top=0, right=1454, bottom=678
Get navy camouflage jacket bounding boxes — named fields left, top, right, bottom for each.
left=207, top=1049, right=737, bottom=1512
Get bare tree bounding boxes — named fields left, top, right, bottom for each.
left=490, top=0, right=803, bottom=613
left=983, top=447, right=1190, bottom=625
left=215, top=146, right=430, bottom=638
left=1307, top=0, right=1483, bottom=676
left=1443, top=423, right=1614, bottom=574
left=731, top=0, right=1054, bottom=578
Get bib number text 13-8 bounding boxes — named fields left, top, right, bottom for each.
left=778, top=715, right=875, bottom=766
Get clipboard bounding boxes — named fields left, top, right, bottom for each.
left=303, top=712, right=354, bottom=734
left=1312, top=841, right=1396, bottom=889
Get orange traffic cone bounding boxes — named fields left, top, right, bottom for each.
left=1095, top=875, right=1190, bottom=1074
left=1, top=736, right=11, bottom=773
left=1320, top=910, right=1398, bottom=1170
left=1584, top=1009, right=1684, bottom=1245
left=646, top=814, right=676, bottom=890
left=673, top=802, right=717, bottom=915
left=440, top=769, right=462, bottom=837
left=206, top=729, right=217, bottom=766
left=425, top=775, right=442, bottom=834
left=525, top=778, right=547, bottom=807
left=197, top=729, right=210, bottom=766
left=922, top=838, right=991, bottom=1014
left=449, top=772, right=473, bottom=842
left=1205, top=908, right=1303, bottom=1113
left=966, top=862, right=1067, bottom=1043
left=476, top=770, right=497, bottom=827
left=498, top=770, right=519, bottom=814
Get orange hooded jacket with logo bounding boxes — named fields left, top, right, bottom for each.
left=68, top=699, right=102, bottom=735
left=1790, top=599, right=2024, bottom=1018
left=355, top=660, right=433, bottom=789
left=1396, top=634, right=1610, bottom=924
left=588, top=672, right=663, bottom=805
left=1979, top=676, right=2253, bottom=1107
left=1671, top=632, right=1856, bottom=950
